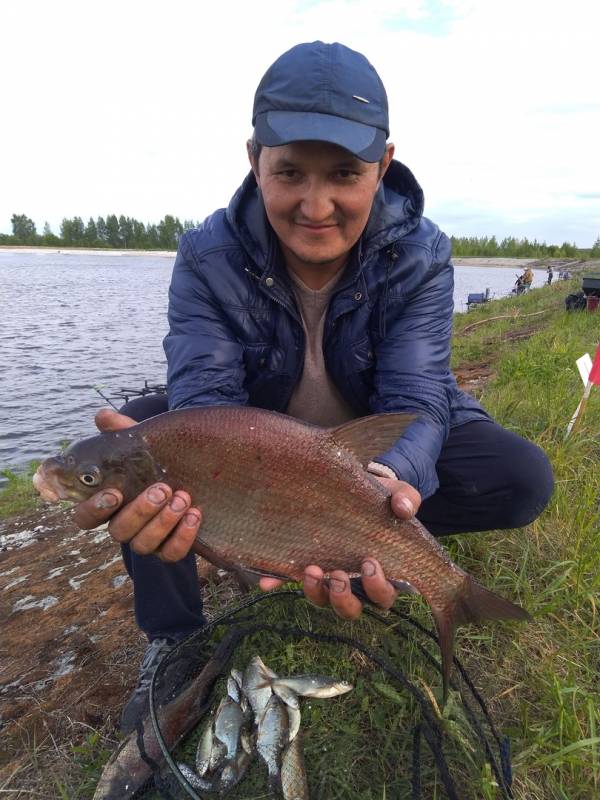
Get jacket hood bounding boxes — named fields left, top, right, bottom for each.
left=225, top=159, right=424, bottom=270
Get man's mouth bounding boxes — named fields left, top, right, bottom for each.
left=296, top=223, right=338, bottom=233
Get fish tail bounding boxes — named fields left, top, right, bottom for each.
left=432, top=577, right=531, bottom=702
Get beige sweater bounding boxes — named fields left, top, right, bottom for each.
left=285, top=267, right=396, bottom=480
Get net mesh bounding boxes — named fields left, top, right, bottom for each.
left=134, top=590, right=513, bottom=800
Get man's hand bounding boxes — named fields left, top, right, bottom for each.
left=259, top=476, right=422, bottom=619
left=73, top=408, right=202, bottom=562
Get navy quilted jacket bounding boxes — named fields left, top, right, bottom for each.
left=163, top=160, right=490, bottom=499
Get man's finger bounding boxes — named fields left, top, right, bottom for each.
left=302, top=566, right=330, bottom=607
left=107, top=483, right=173, bottom=543
left=157, top=510, right=202, bottom=562
left=361, top=558, right=398, bottom=609
left=127, top=491, right=192, bottom=555
left=95, top=408, right=137, bottom=432
left=325, top=570, right=363, bottom=620
left=259, top=577, right=285, bottom=591
left=73, top=489, right=123, bottom=530
left=390, top=482, right=422, bottom=519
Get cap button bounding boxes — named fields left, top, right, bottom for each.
left=265, top=277, right=275, bottom=288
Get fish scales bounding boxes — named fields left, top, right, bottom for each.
left=139, top=408, right=462, bottom=600
left=34, top=406, right=531, bottom=698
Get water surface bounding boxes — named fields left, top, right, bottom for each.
left=0, top=251, right=545, bottom=470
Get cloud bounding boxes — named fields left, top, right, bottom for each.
left=1, top=0, right=599, bottom=246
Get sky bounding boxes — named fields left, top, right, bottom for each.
left=1, top=0, right=599, bottom=246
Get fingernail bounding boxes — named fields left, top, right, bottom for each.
left=95, top=492, right=119, bottom=509
left=398, top=497, right=414, bottom=515
left=170, top=495, right=188, bottom=512
left=183, top=512, right=200, bottom=527
left=147, top=486, right=167, bottom=504
left=329, top=577, right=345, bottom=593
left=362, top=560, right=376, bottom=577
left=304, top=574, right=319, bottom=588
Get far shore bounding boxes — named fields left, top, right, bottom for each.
left=452, top=256, right=537, bottom=268
left=0, top=246, right=542, bottom=268
left=0, top=245, right=176, bottom=258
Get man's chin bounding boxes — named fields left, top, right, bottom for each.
left=287, top=247, right=348, bottom=268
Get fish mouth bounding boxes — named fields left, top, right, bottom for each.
left=33, top=460, right=76, bottom=503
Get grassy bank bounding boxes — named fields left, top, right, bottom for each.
left=449, top=278, right=599, bottom=799
left=0, top=463, right=41, bottom=519
left=2, top=277, right=599, bottom=799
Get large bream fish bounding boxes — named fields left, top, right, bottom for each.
left=33, top=407, right=530, bottom=696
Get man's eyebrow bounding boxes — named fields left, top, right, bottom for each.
left=271, top=157, right=364, bottom=169
left=271, top=158, right=299, bottom=170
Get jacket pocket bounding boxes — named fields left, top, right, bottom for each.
left=340, top=336, right=375, bottom=376
left=337, top=336, right=374, bottom=413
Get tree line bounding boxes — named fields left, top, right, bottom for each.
left=1, top=214, right=201, bottom=251
left=2, top=213, right=600, bottom=259
left=450, top=235, right=600, bottom=260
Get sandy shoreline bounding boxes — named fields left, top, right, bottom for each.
left=0, top=246, right=176, bottom=258
left=452, top=257, right=537, bottom=268
left=0, top=246, right=539, bottom=268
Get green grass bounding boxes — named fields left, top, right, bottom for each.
left=148, top=596, right=508, bottom=800
left=4, top=276, right=599, bottom=798
left=449, top=277, right=600, bottom=798
left=0, top=462, right=42, bottom=519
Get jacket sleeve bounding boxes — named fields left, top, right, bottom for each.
left=163, top=233, right=249, bottom=410
left=370, top=235, right=454, bottom=499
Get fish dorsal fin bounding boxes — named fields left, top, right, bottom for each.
left=328, top=412, right=416, bottom=468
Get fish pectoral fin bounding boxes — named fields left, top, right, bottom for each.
left=327, top=412, right=417, bottom=468
left=433, top=578, right=531, bottom=703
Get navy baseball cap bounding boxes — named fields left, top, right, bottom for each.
left=252, top=41, right=389, bottom=163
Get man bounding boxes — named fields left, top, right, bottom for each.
left=73, top=42, right=554, bottom=731
left=522, top=265, right=534, bottom=290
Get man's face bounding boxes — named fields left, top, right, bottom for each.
left=250, top=140, right=394, bottom=278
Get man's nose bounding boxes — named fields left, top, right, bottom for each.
left=299, top=180, right=335, bottom=222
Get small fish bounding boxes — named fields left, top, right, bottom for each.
left=267, top=677, right=300, bottom=709
left=227, top=674, right=241, bottom=703
left=218, top=736, right=255, bottom=795
left=92, top=629, right=243, bottom=799
left=214, top=695, right=245, bottom=761
left=195, top=714, right=215, bottom=776
left=177, top=762, right=215, bottom=793
left=257, top=694, right=289, bottom=793
left=287, top=704, right=301, bottom=744
left=240, top=726, right=255, bottom=756
left=34, top=406, right=531, bottom=698
left=243, top=656, right=276, bottom=720
left=269, top=675, right=353, bottom=699
left=230, top=668, right=244, bottom=689
left=281, top=734, right=310, bottom=800
left=208, top=738, right=227, bottom=774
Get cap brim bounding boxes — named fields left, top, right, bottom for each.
left=254, top=110, right=387, bottom=163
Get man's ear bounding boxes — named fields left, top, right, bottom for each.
left=378, top=143, right=395, bottom=183
left=247, top=140, right=259, bottom=181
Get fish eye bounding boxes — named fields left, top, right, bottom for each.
left=78, top=466, right=101, bottom=487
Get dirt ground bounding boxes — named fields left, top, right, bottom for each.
left=0, top=366, right=495, bottom=794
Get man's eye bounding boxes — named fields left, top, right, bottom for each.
left=335, top=169, right=359, bottom=180
left=279, top=170, right=299, bottom=179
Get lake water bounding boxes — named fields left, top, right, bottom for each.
left=0, top=251, right=546, bottom=472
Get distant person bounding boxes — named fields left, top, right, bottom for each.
left=522, top=266, right=534, bottom=290
left=67, top=41, right=555, bottom=732
left=547, top=266, right=554, bottom=285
